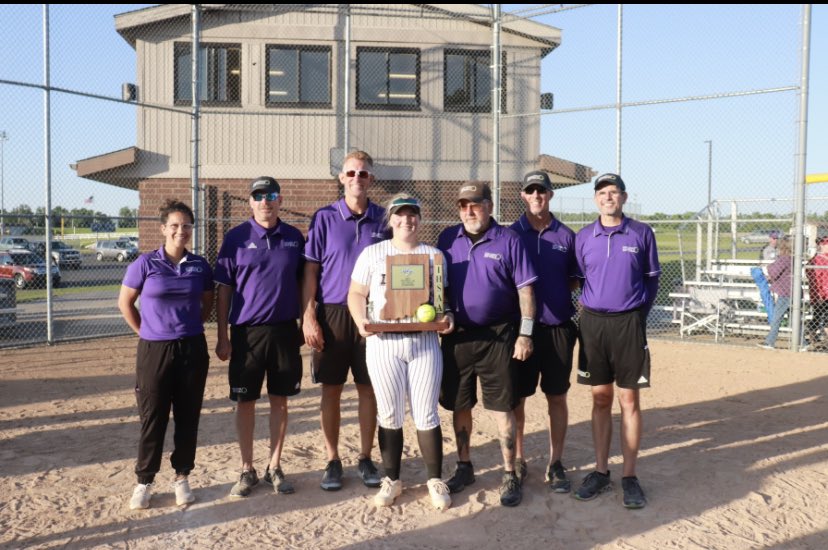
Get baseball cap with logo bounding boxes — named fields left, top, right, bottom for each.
left=593, top=173, right=626, bottom=192
left=388, top=196, right=421, bottom=216
left=457, top=181, right=492, bottom=203
left=250, top=176, right=281, bottom=196
left=522, top=170, right=553, bottom=192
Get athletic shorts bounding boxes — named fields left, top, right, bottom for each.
left=440, top=322, right=517, bottom=412
left=514, top=320, right=577, bottom=398
left=577, top=307, right=651, bottom=389
left=228, top=322, right=303, bottom=401
left=311, top=304, right=370, bottom=386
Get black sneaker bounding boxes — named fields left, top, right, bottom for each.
left=499, top=471, right=522, bottom=507
left=545, top=460, right=571, bottom=494
left=515, top=459, right=528, bottom=486
left=622, top=476, right=647, bottom=509
left=264, top=466, right=295, bottom=494
left=320, top=459, right=343, bottom=491
left=573, top=471, right=611, bottom=501
left=229, top=469, right=259, bottom=498
left=357, top=457, right=382, bottom=488
left=445, top=462, right=475, bottom=494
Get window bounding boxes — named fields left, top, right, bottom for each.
left=357, top=47, right=420, bottom=110
left=444, top=49, right=506, bottom=113
left=174, top=43, right=241, bottom=105
left=266, top=46, right=331, bottom=107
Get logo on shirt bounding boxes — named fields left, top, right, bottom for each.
left=246, top=242, right=258, bottom=249
left=184, top=266, right=203, bottom=273
left=552, top=244, right=568, bottom=253
left=622, top=245, right=639, bottom=254
left=484, top=252, right=502, bottom=261
left=282, top=240, right=300, bottom=249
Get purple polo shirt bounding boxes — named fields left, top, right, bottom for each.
left=511, top=214, right=579, bottom=325
left=437, top=219, right=537, bottom=327
left=575, top=216, right=660, bottom=313
left=122, top=248, right=214, bottom=341
left=304, top=198, right=388, bottom=305
left=214, top=218, right=304, bottom=325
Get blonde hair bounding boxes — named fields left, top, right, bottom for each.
left=343, top=150, right=373, bottom=169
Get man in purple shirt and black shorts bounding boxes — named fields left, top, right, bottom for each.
left=572, top=173, right=660, bottom=509
left=214, top=177, right=305, bottom=497
left=438, top=182, right=537, bottom=507
left=510, top=171, right=580, bottom=494
left=302, top=151, right=386, bottom=491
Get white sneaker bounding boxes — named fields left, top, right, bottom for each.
left=129, top=483, right=152, bottom=510
left=427, top=478, right=451, bottom=510
left=173, top=478, right=195, bottom=506
left=373, top=476, right=402, bottom=507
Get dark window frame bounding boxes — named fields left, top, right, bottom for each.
left=174, top=42, right=241, bottom=106
left=356, top=47, right=421, bottom=111
left=265, top=45, right=332, bottom=109
left=443, top=49, right=507, bottom=114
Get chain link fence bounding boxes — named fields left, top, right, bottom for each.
left=0, top=4, right=820, bottom=351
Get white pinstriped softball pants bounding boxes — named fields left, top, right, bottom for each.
left=366, top=331, right=443, bottom=430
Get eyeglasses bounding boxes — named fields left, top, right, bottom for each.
left=165, top=223, right=194, bottom=231
left=251, top=192, right=279, bottom=202
left=344, top=170, right=372, bottom=179
left=523, top=186, right=549, bottom=195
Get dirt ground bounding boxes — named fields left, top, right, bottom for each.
left=1, top=335, right=827, bottom=549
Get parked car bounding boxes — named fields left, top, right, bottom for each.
left=30, top=240, right=83, bottom=269
left=95, top=240, right=139, bottom=262
left=117, top=235, right=139, bottom=247
left=740, top=230, right=779, bottom=244
left=0, top=279, right=16, bottom=328
left=90, top=221, right=116, bottom=232
left=0, top=250, right=61, bottom=289
left=0, top=236, right=32, bottom=251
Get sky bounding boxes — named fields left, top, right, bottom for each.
left=0, top=4, right=824, bottom=217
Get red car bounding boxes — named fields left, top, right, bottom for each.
left=0, top=250, right=61, bottom=289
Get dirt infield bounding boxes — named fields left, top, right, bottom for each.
left=1, top=336, right=827, bottom=549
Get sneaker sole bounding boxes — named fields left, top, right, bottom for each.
left=500, top=495, right=522, bottom=507
left=175, top=496, right=195, bottom=506
left=550, top=482, right=572, bottom=494
left=362, top=479, right=382, bottom=488
left=320, top=482, right=342, bottom=491
left=572, top=483, right=612, bottom=501
left=129, top=502, right=150, bottom=510
left=623, top=499, right=647, bottom=509
left=447, top=477, right=475, bottom=494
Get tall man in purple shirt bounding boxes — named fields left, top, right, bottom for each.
left=215, top=177, right=305, bottom=498
left=302, top=150, right=386, bottom=491
left=573, top=173, right=660, bottom=509
left=437, top=182, right=537, bottom=507
left=510, top=171, right=579, bottom=493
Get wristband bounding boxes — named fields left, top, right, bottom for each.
left=519, top=317, right=534, bottom=337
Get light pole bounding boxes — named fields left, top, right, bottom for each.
left=0, top=131, right=7, bottom=236
left=705, top=140, right=713, bottom=213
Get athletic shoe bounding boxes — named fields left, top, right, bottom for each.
left=320, top=459, right=343, bottom=491
left=445, top=462, right=475, bottom=494
left=499, top=471, right=522, bottom=507
left=427, top=478, right=451, bottom=510
left=545, top=460, right=572, bottom=493
left=757, top=343, right=775, bottom=350
left=515, top=458, right=528, bottom=486
left=373, top=476, right=402, bottom=507
left=622, top=476, right=647, bottom=509
left=172, top=478, right=195, bottom=506
left=129, top=483, right=152, bottom=510
left=573, top=471, right=612, bottom=501
left=264, top=466, right=295, bottom=494
left=229, top=469, right=259, bottom=498
left=357, top=457, right=382, bottom=488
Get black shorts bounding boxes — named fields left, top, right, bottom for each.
left=577, top=307, right=651, bottom=389
left=229, top=322, right=303, bottom=401
left=311, top=304, right=370, bottom=386
left=440, top=322, right=517, bottom=412
left=515, top=320, right=577, bottom=398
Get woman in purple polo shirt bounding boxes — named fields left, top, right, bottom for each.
left=118, top=199, right=214, bottom=510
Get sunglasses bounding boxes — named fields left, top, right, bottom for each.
left=251, top=192, right=279, bottom=202
left=523, top=185, right=549, bottom=195
left=344, top=170, right=372, bottom=179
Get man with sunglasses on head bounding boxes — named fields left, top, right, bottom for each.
left=509, top=171, right=579, bottom=494
left=214, top=176, right=305, bottom=498
left=303, top=150, right=387, bottom=491
left=437, top=181, right=537, bottom=507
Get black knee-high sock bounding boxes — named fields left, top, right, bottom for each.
left=378, top=427, right=404, bottom=480
left=417, top=426, right=443, bottom=479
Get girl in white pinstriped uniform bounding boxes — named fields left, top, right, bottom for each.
left=348, top=193, right=455, bottom=510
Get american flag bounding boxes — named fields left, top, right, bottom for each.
left=83, top=195, right=94, bottom=204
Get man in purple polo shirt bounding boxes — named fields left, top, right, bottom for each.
left=302, top=150, right=387, bottom=491
left=510, top=171, right=579, bottom=493
left=437, top=181, right=537, bottom=507
left=214, top=176, right=305, bottom=498
left=572, top=173, right=660, bottom=509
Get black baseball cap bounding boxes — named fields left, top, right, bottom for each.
left=593, top=173, right=626, bottom=192
left=250, top=176, right=280, bottom=195
left=522, top=170, right=553, bottom=192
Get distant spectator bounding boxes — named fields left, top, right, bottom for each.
left=760, top=230, right=780, bottom=261
left=758, top=238, right=793, bottom=350
left=807, top=236, right=828, bottom=349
